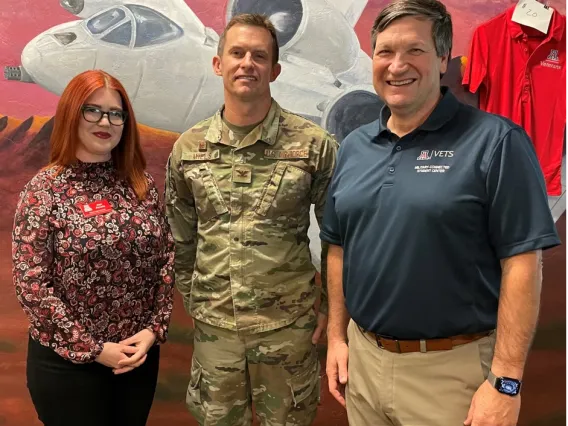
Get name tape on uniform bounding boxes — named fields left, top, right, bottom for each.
left=183, top=150, right=220, bottom=161
left=264, top=149, right=310, bottom=159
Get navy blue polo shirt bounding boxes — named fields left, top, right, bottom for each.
left=320, top=87, right=561, bottom=340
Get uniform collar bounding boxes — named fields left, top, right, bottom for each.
left=377, top=86, right=459, bottom=136
left=205, top=99, right=281, bottom=147
left=506, top=5, right=565, bottom=42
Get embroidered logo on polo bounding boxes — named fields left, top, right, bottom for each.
left=541, top=49, right=562, bottom=70
left=547, top=49, right=560, bottom=62
left=416, top=150, right=454, bottom=160
left=415, top=150, right=454, bottom=173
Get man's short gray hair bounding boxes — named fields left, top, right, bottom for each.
left=371, top=0, right=453, bottom=58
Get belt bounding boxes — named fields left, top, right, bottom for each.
left=361, top=326, right=493, bottom=354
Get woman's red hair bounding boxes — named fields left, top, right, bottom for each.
left=48, top=69, right=148, bottom=200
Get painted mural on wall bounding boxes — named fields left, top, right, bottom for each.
left=6, top=0, right=382, bottom=140
left=2, top=0, right=486, bottom=140
left=0, top=1, right=566, bottom=425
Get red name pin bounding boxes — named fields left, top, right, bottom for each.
left=78, top=200, right=113, bottom=217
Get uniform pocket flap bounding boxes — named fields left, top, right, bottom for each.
left=256, top=162, right=287, bottom=216
left=182, top=162, right=228, bottom=219
left=189, top=358, right=203, bottom=390
left=199, top=167, right=229, bottom=216
left=286, top=360, right=321, bottom=407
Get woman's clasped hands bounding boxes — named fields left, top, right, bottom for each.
left=95, top=328, right=157, bottom=375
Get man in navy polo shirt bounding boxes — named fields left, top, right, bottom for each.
left=321, top=1, right=561, bottom=425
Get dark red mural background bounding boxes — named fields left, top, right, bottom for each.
left=0, top=1, right=565, bottom=425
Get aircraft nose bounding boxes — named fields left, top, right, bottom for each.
left=20, top=28, right=97, bottom=95
left=53, top=32, right=77, bottom=46
left=4, top=65, right=34, bottom=83
left=60, top=0, right=84, bottom=15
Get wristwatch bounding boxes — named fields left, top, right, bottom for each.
left=487, top=370, right=522, bottom=396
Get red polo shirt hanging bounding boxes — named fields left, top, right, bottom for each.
left=462, top=6, right=566, bottom=196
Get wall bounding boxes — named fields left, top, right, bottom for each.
left=0, top=1, right=565, bottom=425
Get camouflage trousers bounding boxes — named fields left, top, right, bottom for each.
left=186, top=310, right=321, bottom=426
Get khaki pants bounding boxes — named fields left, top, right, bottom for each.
left=346, top=320, right=495, bottom=426
left=186, top=310, right=320, bottom=426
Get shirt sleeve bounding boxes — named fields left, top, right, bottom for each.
left=144, top=174, right=175, bottom=344
left=311, top=134, right=339, bottom=315
left=486, top=127, right=561, bottom=259
left=319, top=144, right=344, bottom=247
left=12, top=173, right=104, bottom=363
left=462, top=27, right=487, bottom=94
left=164, top=139, right=198, bottom=314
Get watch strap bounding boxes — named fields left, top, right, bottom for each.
left=487, top=370, right=498, bottom=387
left=487, top=370, right=522, bottom=395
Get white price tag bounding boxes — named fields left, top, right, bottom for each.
left=512, top=0, right=553, bottom=34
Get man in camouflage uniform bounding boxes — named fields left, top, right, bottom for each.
left=165, top=13, right=338, bottom=426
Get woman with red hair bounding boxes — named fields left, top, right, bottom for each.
left=12, top=69, right=175, bottom=426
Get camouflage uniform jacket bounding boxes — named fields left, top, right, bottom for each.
left=165, top=100, right=338, bottom=333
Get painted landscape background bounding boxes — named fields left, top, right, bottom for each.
left=0, top=0, right=565, bottom=425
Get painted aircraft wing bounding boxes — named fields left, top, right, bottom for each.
left=324, top=0, right=368, bottom=26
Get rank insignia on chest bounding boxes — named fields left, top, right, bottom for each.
left=233, top=165, right=252, bottom=184
left=198, top=141, right=207, bottom=152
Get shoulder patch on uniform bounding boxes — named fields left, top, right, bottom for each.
left=264, top=149, right=310, bottom=159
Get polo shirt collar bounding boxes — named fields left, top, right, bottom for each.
left=377, top=86, right=459, bottom=137
left=506, top=5, right=564, bottom=42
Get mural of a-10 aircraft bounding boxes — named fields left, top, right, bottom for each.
left=5, top=0, right=384, bottom=142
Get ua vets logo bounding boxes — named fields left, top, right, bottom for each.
left=547, top=49, right=559, bottom=62
left=417, top=150, right=454, bottom=160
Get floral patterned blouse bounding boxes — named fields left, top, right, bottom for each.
left=12, top=160, right=175, bottom=363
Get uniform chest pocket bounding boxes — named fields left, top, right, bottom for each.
left=183, top=163, right=228, bottom=223
left=255, top=162, right=312, bottom=218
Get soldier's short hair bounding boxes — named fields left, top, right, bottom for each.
left=371, top=0, right=452, bottom=59
left=217, top=13, right=280, bottom=65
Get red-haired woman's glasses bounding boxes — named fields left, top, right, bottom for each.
left=81, top=105, right=127, bottom=126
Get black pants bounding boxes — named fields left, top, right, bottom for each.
left=26, top=336, right=160, bottom=426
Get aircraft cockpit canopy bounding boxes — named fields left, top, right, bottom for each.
left=85, top=5, right=184, bottom=48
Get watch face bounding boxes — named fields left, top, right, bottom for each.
left=497, top=377, right=521, bottom=395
